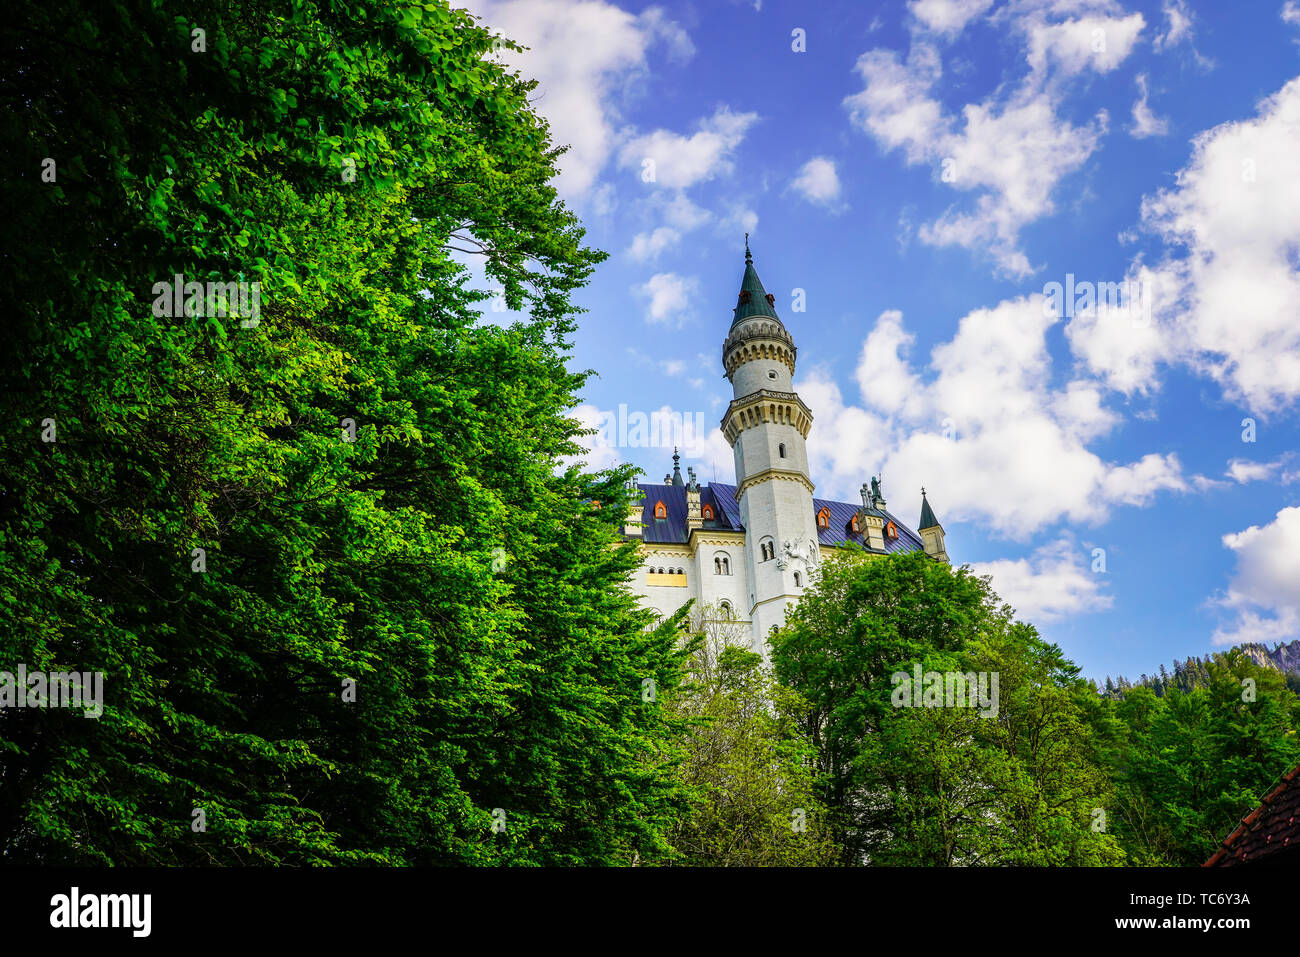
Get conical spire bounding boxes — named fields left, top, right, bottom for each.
left=671, top=448, right=684, bottom=487
left=731, top=234, right=782, bottom=326
left=919, top=487, right=940, bottom=530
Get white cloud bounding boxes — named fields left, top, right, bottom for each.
left=627, top=226, right=681, bottom=262
left=844, top=14, right=1127, bottom=277
left=971, top=536, right=1113, bottom=623
left=1284, top=1, right=1300, bottom=26
left=1064, top=263, right=1172, bottom=395
left=1154, top=0, right=1192, bottom=50
left=461, top=0, right=693, bottom=198
left=567, top=403, right=728, bottom=473
left=1021, top=13, right=1145, bottom=78
left=1212, top=506, right=1300, bottom=645
left=568, top=403, right=623, bottom=470
left=1225, top=458, right=1283, bottom=484
left=909, top=0, right=995, bottom=36
left=633, top=272, right=700, bottom=326
left=1129, top=73, right=1169, bottom=138
left=618, top=106, right=759, bottom=190
left=800, top=299, right=1187, bottom=535
left=790, top=157, right=843, bottom=208
left=854, top=310, right=927, bottom=420
left=1135, top=77, right=1300, bottom=412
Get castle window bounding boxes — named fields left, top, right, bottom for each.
left=768, top=370, right=778, bottom=380
left=714, top=553, right=730, bottom=575
left=759, top=539, right=775, bottom=562
left=817, top=507, right=830, bottom=530
left=657, top=567, right=664, bottom=574
left=794, top=572, right=801, bottom=587
left=702, top=504, right=714, bottom=520
left=653, top=501, right=667, bottom=519
left=851, top=514, right=860, bottom=533
left=738, top=290, right=752, bottom=304
left=719, top=601, right=732, bottom=620
left=779, top=443, right=786, bottom=458
left=885, top=522, right=897, bottom=539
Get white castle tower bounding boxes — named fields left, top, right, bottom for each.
left=719, top=237, right=821, bottom=641
left=623, top=240, right=949, bottom=651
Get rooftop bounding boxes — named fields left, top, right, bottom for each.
left=1205, top=765, right=1300, bottom=867
left=630, top=481, right=926, bottom=555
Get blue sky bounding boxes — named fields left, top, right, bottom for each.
left=458, top=0, right=1300, bottom=683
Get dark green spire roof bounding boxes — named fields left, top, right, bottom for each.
left=919, top=488, right=940, bottom=530
left=731, top=235, right=782, bottom=326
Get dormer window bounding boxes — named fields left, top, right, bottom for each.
left=738, top=290, right=752, bottom=304
left=765, top=293, right=775, bottom=306
left=850, top=514, right=860, bottom=533
left=885, top=521, right=897, bottom=539
left=817, top=507, right=830, bottom=530
left=653, top=501, right=667, bottom=519
left=702, top=504, right=714, bottom=520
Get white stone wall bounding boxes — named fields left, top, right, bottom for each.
left=731, top=354, right=793, bottom=397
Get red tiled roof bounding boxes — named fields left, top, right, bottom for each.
left=1205, top=765, right=1300, bottom=866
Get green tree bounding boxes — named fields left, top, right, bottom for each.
left=771, top=551, right=1122, bottom=866
left=1089, top=650, right=1300, bottom=865
left=0, top=0, right=688, bottom=866
left=665, top=604, right=835, bottom=866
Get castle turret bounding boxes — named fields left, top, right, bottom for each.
left=685, top=466, right=703, bottom=531
left=719, top=238, right=818, bottom=641
left=918, top=488, right=949, bottom=563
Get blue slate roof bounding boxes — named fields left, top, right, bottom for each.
left=631, top=482, right=925, bottom=555
left=636, top=483, right=737, bottom=543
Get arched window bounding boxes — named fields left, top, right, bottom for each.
left=794, top=572, right=801, bottom=587
left=676, top=567, right=684, bottom=575
left=702, top=503, right=714, bottom=520
left=722, top=556, right=730, bottom=575
left=719, top=601, right=732, bottom=620
left=850, top=514, right=860, bottom=533
left=759, top=539, right=775, bottom=562
left=657, top=567, right=665, bottom=574
left=653, top=501, right=667, bottom=519
left=779, top=443, right=786, bottom=458
left=714, top=557, right=722, bottom=574
left=885, top=521, right=897, bottom=539
left=817, top=507, right=831, bottom=530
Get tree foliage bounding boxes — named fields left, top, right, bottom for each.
left=0, top=0, right=689, bottom=865
left=771, top=551, right=1123, bottom=866
left=664, top=604, right=835, bottom=866
left=1087, top=651, right=1300, bottom=865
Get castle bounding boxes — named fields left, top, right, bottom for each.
left=623, top=242, right=950, bottom=649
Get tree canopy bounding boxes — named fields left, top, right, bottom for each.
left=0, top=0, right=689, bottom=866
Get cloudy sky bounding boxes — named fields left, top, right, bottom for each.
left=456, top=0, right=1300, bottom=683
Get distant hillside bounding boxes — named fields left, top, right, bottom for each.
left=1240, top=638, right=1300, bottom=676
left=1101, top=639, right=1300, bottom=698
